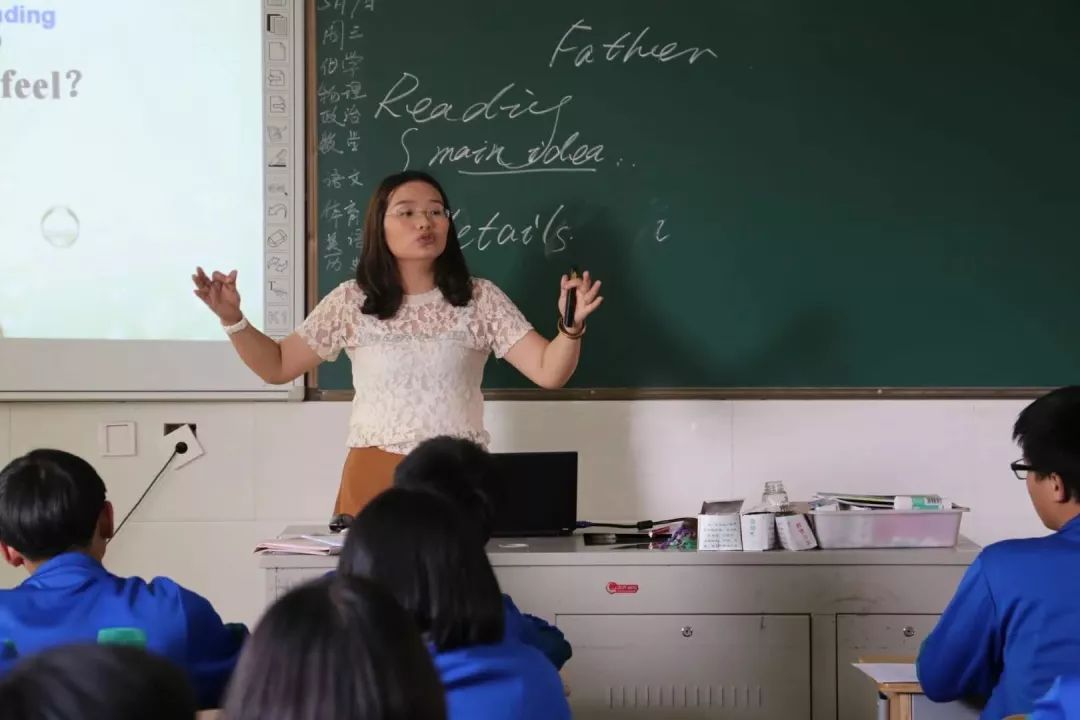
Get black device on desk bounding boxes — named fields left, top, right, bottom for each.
left=489, top=451, right=577, bottom=537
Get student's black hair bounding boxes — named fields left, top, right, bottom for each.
left=223, top=575, right=445, bottom=720
left=338, top=488, right=505, bottom=651
left=1014, top=385, right=1080, bottom=501
left=356, top=170, right=472, bottom=319
left=393, top=436, right=500, bottom=543
left=0, top=449, right=106, bottom=560
left=0, top=643, right=196, bottom=720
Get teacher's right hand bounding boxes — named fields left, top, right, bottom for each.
left=192, top=266, right=243, bottom=324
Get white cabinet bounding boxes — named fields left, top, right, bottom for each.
left=261, top=531, right=978, bottom=720
left=559, top=614, right=811, bottom=719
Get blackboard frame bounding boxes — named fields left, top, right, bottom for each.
left=301, top=1, right=1050, bottom=402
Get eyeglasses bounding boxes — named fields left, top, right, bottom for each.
left=386, top=207, right=451, bottom=221
left=1011, top=459, right=1040, bottom=480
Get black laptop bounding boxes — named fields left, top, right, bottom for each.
left=488, top=451, right=577, bottom=537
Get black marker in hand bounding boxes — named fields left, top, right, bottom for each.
left=564, top=267, right=578, bottom=329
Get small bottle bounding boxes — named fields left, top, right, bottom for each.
left=97, top=627, right=148, bottom=648
left=762, top=481, right=790, bottom=511
left=893, top=495, right=948, bottom=511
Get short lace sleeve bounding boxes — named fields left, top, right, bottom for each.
left=475, top=279, right=533, bottom=358
left=295, top=281, right=356, bottom=362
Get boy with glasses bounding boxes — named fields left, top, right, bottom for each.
left=917, top=386, right=1080, bottom=719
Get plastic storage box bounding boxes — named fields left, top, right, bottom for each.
left=808, top=508, right=967, bottom=549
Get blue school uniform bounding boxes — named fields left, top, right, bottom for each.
left=0, top=639, right=17, bottom=674
left=501, top=595, right=572, bottom=669
left=917, top=516, right=1080, bottom=719
left=1033, top=676, right=1080, bottom=720
left=0, top=553, right=246, bottom=708
left=433, top=636, right=571, bottom=720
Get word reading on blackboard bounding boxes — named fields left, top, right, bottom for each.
left=549, top=19, right=718, bottom=69
left=375, top=72, right=571, bottom=125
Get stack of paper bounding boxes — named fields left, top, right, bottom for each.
left=254, top=533, right=345, bottom=556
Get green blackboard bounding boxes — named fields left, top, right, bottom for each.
left=310, top=0, right=1080, bottom=394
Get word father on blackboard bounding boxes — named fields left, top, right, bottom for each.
left=549, top=19, right=717, bottom=68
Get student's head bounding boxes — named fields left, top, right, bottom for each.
left=224, top=575, right=445, bottom=720
left=1013, top=386, right=1080, bottom=529
left=0, top=449, right=113, bottom=570
left=0, top=643, right=196, bottom=720
left=339, top=488, right=504, bottom=651
left=356, top=170, right=471, bottom=319
left=393, top=436, right=499, bottom=543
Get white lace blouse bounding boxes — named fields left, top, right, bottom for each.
left=296, top=278, right=533, bottom=453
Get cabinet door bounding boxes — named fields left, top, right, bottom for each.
left=837, top=614, right=940, bottom=720
left=557, top=614, right=810, bottom=719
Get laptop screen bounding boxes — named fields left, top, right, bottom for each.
left=489, top=451, right=578, bottom=537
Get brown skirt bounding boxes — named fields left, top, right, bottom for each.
left=333, top=446, right=406, bottom=517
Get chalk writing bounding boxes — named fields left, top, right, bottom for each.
left=455, top=205, right=571, bottom=254
left=343, top=81, right=365, bottom=101
left=322, top=200, right=344, bottom=228
left=549, top=19, right=718, bottom=68
left=322, top=19, right=345, bottom=51
left=317, top=82, right=341, bottom=104
left=324, top=231, right=343, bottom=272
left=343, top=106, right=362, bottom=125
left=319, top=130, right=344, bottom=155
left=342, top=51, right=364, bottom=77
left=320, top=107, right=345, bottom=127
left=376, top=72, right=571, bottom=125
left=324, top=169, right=346, bottom=189
left=344, top=199, right=362, bottom=226
left=656, top=219, right=670, bottom=243
left=346, top=129, right=363, bottom=152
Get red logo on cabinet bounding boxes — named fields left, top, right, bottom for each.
left=606, top=581, right=639, bottom=594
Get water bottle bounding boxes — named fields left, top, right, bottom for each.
left=762, top=481, right=790, bottom=511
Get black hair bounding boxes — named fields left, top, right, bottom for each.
left=338, top=488, right=504, bottom=651
left=1014, top=385, right=1080, bottom=501
left=393, top=436, right=499, bottom=543
left=0, top=643, right=196, bottom=720
left=356, top=170, right=472, bottom=319
left=223, top=575, right=445, bottom=720
left=0, top=449, right=106, bottom=560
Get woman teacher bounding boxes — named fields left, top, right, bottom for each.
left=193, top=171, right=604, bottom=517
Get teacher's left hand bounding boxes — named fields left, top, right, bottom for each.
left=557, top=270, right=604, bottom=328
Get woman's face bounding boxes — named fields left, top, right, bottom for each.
left=382, top=181, right=449, bottom=263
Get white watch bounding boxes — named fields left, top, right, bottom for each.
left=222, top=316, right=250, bottom=336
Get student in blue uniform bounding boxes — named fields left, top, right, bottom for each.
left=339, top=488, right=571, bottom=720
left=917, top=386, right=1080, bottom=719
left=0, top=643, right=197, bottom=720
left=0, top=449, right=246, bottom=709
left=1032, top=676, right=1080, bottom=720
left=224, top=574, right=445, bottom=720
left=393, top=435, right=573, bottom=669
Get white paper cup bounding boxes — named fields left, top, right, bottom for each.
left=697, top=513, right=742, bottom=551
left=741, top=513, right=776, bottom=551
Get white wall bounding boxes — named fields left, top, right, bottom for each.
left=0, top=398, right=1044, bottom=626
